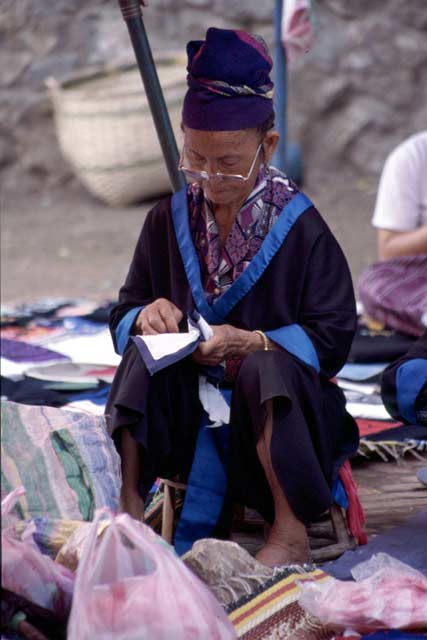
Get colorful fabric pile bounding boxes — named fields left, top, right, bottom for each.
left=1, top=299, right=117, bottom=415
left=1, top=400, right=121, bottom=521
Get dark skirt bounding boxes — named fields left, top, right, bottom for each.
left=105, top=344, right=358, bottom=524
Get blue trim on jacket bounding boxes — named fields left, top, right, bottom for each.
left=171, top=188, right=320, bottom=370
left=115, top=306, right=144, bottom=355
left=171, top=188, right=313, bottom=322
left=396, top=358, right=427, bottom=424
left=171, top=188, right=223, bottom=324
left=265, top=324, right=321, bottom=372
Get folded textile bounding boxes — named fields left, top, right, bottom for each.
left=131, top=312, right=213, bottom=375
left=0, top=338, right=69, bottom=364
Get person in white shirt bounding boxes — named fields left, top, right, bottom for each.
left=358, top=132, right=427, bottom=337
left=372, top=131, right=427, bottom=260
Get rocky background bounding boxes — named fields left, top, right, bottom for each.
left=1, top=0, right=427, bottom=302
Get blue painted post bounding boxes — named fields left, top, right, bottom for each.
left=272, top=0, right=287, bottom=172
left=272, top=0, right=303, bottom=183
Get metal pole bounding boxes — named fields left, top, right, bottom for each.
left=272, top=0, right=287, bottom=172
left=118, top=0, right=187, bottom=192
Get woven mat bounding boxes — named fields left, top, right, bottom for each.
left=227, top=567, right=333, bottom=639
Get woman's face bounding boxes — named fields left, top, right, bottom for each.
left=182, top=126, right=278, bottom=207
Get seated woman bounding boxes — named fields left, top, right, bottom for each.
left=106, top=27, right=358, bottom=567
left=359, top=131, right=427, bottom=337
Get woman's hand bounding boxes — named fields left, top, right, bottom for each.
left=133, top=298, right=183, bottom=335
left=193, top=324, right=265, bottom=366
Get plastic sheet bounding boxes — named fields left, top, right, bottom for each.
left=1, top=488, right=74, bottom=617
left=299, top=553, right=427, bottom=633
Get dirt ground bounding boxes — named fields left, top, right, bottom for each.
left=1, top=162, right=378, bottom=307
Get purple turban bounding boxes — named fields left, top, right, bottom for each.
left=182, top=28, right=274, bottom=131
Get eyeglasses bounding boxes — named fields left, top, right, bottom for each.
left=178, top=143, right=263, bottom=184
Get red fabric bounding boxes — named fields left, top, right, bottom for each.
left=356, top=418, right=400, bottom=437
left=339, top=460, right=368, bottom=545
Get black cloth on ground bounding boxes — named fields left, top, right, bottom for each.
left=348, top=323, right=417, bottom=364
left=0, top=376, right=70, bottom=407
left=82, top=302, right=116, bottom=324
left=364, top=423, right=427, bottom=443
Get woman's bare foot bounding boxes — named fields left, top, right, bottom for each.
left=255, top=522, right=310, bottom=567
left=119, top=489, right=145, bottom=521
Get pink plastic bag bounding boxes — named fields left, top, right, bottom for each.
left=68, top=509, right=237, bottom=640
left=299, top=553, right=427, bottom=633
left=1, top=487, right=74, bottom=616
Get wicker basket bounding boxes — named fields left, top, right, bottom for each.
left=46, top=56, right=187, bottom=206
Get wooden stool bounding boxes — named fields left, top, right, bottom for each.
left=159, top=478, right=187, bottom=544
left=308, top=503, right=357, bottom=562
left=159, top=479, right=356, bottom=561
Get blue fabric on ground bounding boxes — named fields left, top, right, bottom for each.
left=326, top=510, right=427, bottom=580
left=362, top=632, right=427, bottom=639
left=338, top=362, right=388, bottom=381
left=67, top=385, right=111, bottom=405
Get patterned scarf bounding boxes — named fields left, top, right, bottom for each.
left=189, top=166, right=299, bottom=304
left=188, top=166, right=299, bottom=381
